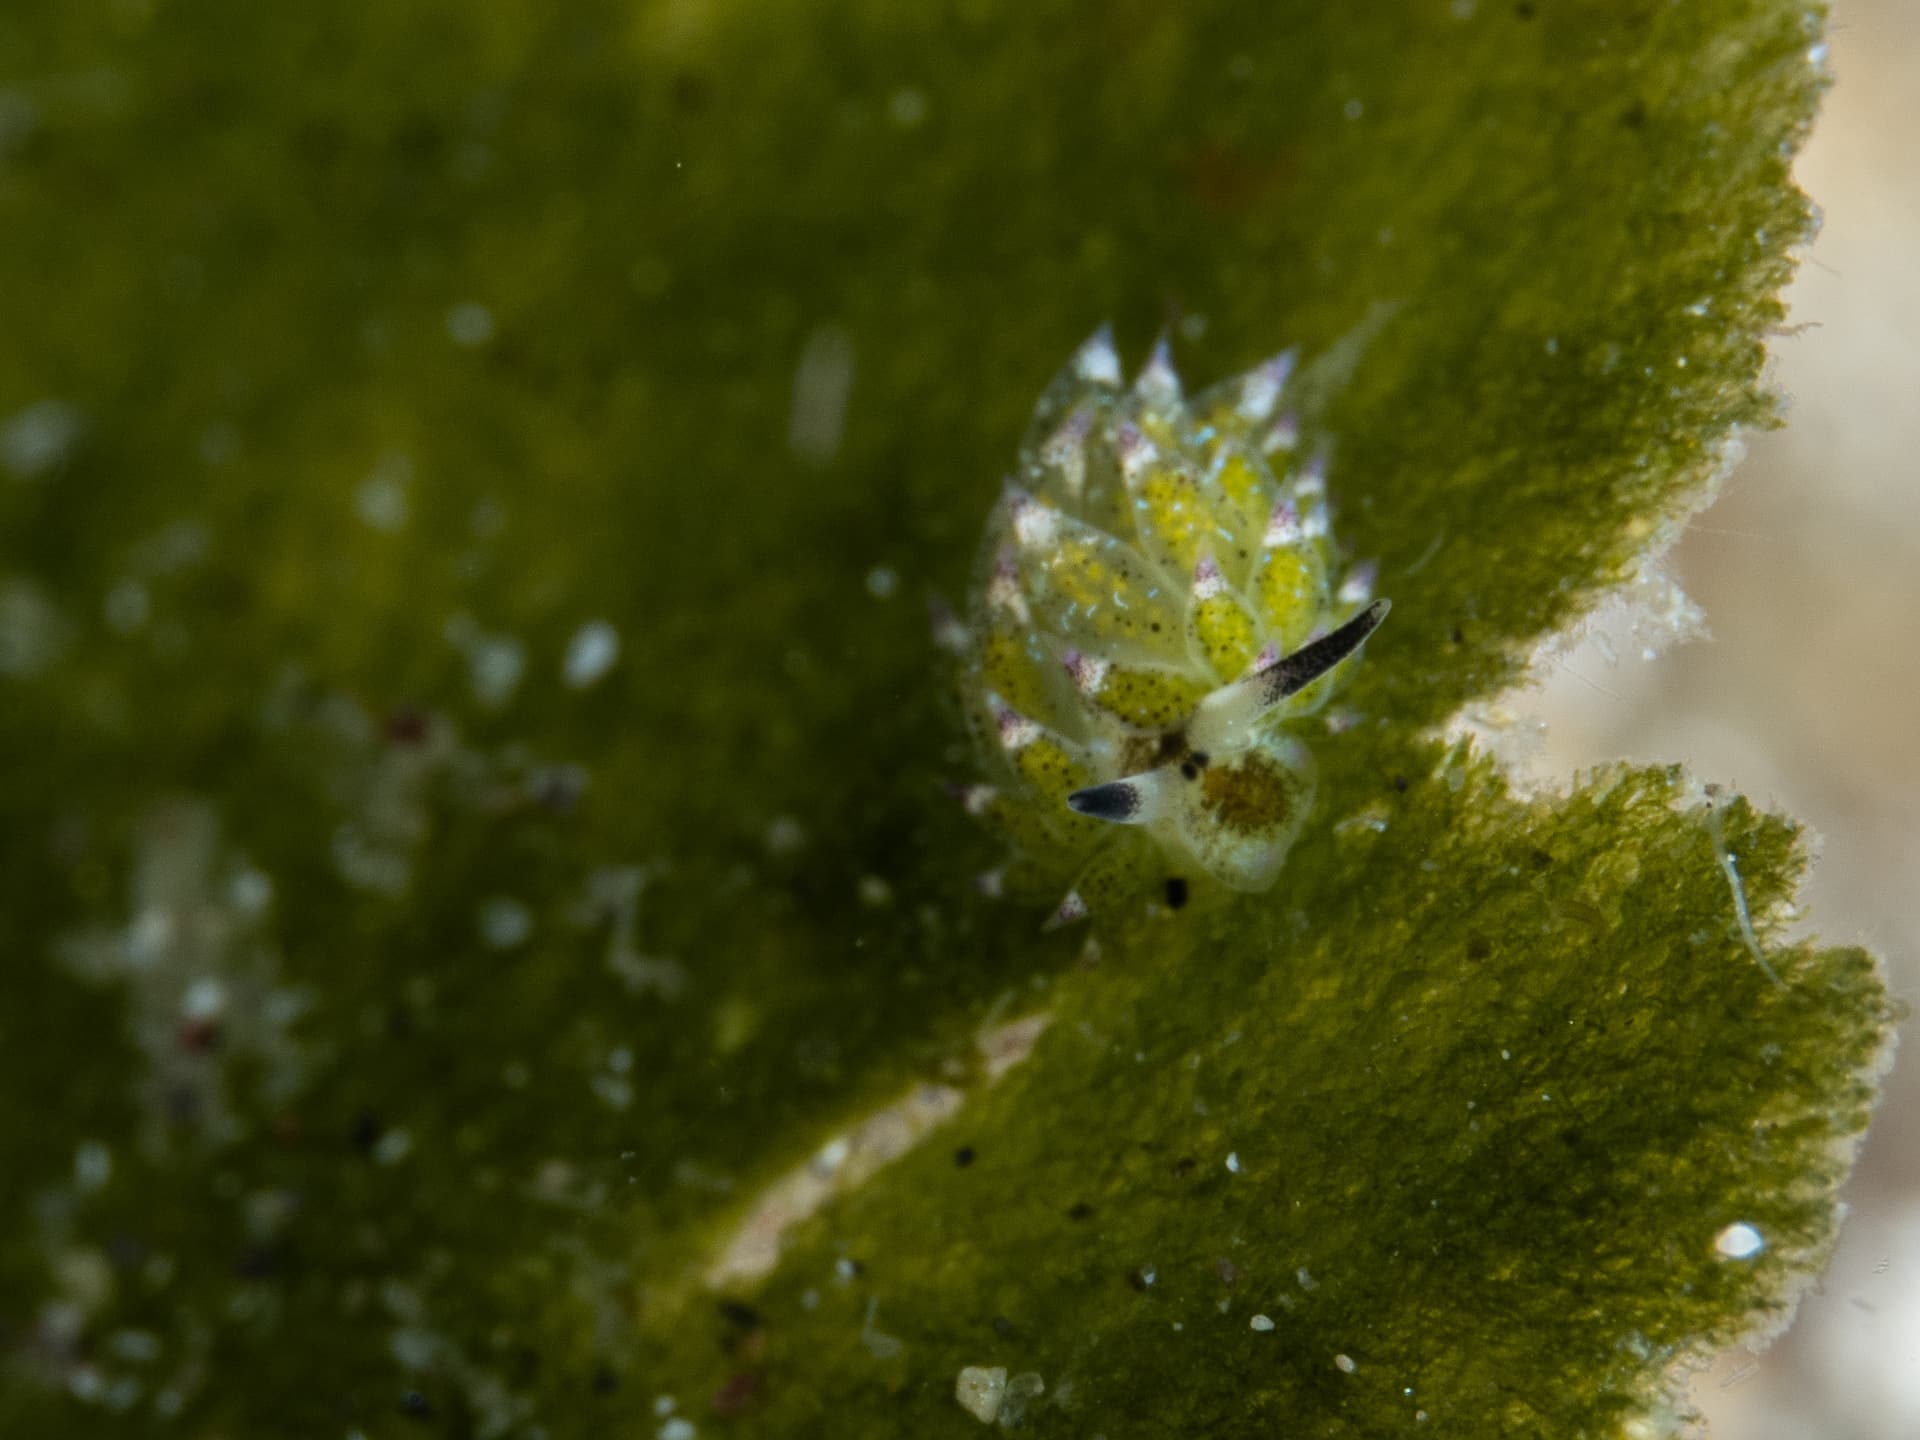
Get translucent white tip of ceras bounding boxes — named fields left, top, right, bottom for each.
left=1301, top=500, right=1331, bottom=541
left=1192, top=553, right=1229, bottom=601
left=1043, top=889, right=1091, bottom=931
left=1006, top=488, right=1062, bottom=550
left=1336, top=561, right=1377, bottom=606
left=1236, top=350, right=1297, bottom=422
left=1292, top=451, right=1328, bottom=500
left=1263, top=409, right=1301, bottom=455
left=1134, top=335, right=1183, bottom=409
left=1073, top=325, right=1123, bottom=386
left=986, top=546, right=1030, bottom=624
left=1264, top=498, right=1303, bottom=548
left=1115, top=423, right=1160, bottom=488
left=1061, top=648, right=1111, bottom=697
left=993, top=701, right=1043, bottom=752
left=975, top=868, right=1007, bottom=900
left=1040, top=408, right=1093, bottom=498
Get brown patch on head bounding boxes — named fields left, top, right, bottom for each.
left=1200, top=751, right=1298, bottom=835
left=1118, top=729, right=1187, bottom=775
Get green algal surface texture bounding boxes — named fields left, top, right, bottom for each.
left=0, top=1, right=1894, bottom=1437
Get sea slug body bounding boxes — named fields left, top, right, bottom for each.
left=954, top=328, right=1388, bottom=928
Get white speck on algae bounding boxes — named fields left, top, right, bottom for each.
left=446, top=300, right=496, bottom=347
left=1714, top=1222, right=1766, bottom=1260
left=477, top=896, right=533, bottom=950
left=354, top=453, right=412, bottom=532
left=466, top=634, right=525, bottom=709
left=0, top=577, right=70, bottom=677
left=955, top=1366, right=1008, bottom=1424
left=788, top=322, right=855, bottom=466
left=563, top=619, right=621, bottom=689
left=1, top=397, right=84, bottom=478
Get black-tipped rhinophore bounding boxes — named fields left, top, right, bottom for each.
left=1067, top=780, right=1145, bottom=822
left=1255, top=599, right=1391, bottom=708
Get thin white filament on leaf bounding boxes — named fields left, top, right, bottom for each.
left=1705, top=792, right=1785, bottom=989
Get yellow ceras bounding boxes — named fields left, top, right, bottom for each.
left=953, top=328, right=1389, bottom=929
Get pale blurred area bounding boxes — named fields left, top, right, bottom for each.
left=1519, top=3, right=1920, bottom=1433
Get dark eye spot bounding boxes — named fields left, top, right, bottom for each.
left=1180, top=761, right=1198, bottom=780
left=1165, top=877, right=1189, bottom=909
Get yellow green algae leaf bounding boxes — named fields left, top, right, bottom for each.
left=661, top=763, right=1893, bottom=1437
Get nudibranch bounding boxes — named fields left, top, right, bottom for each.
left=952, top=328, right=1389, bottom=929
